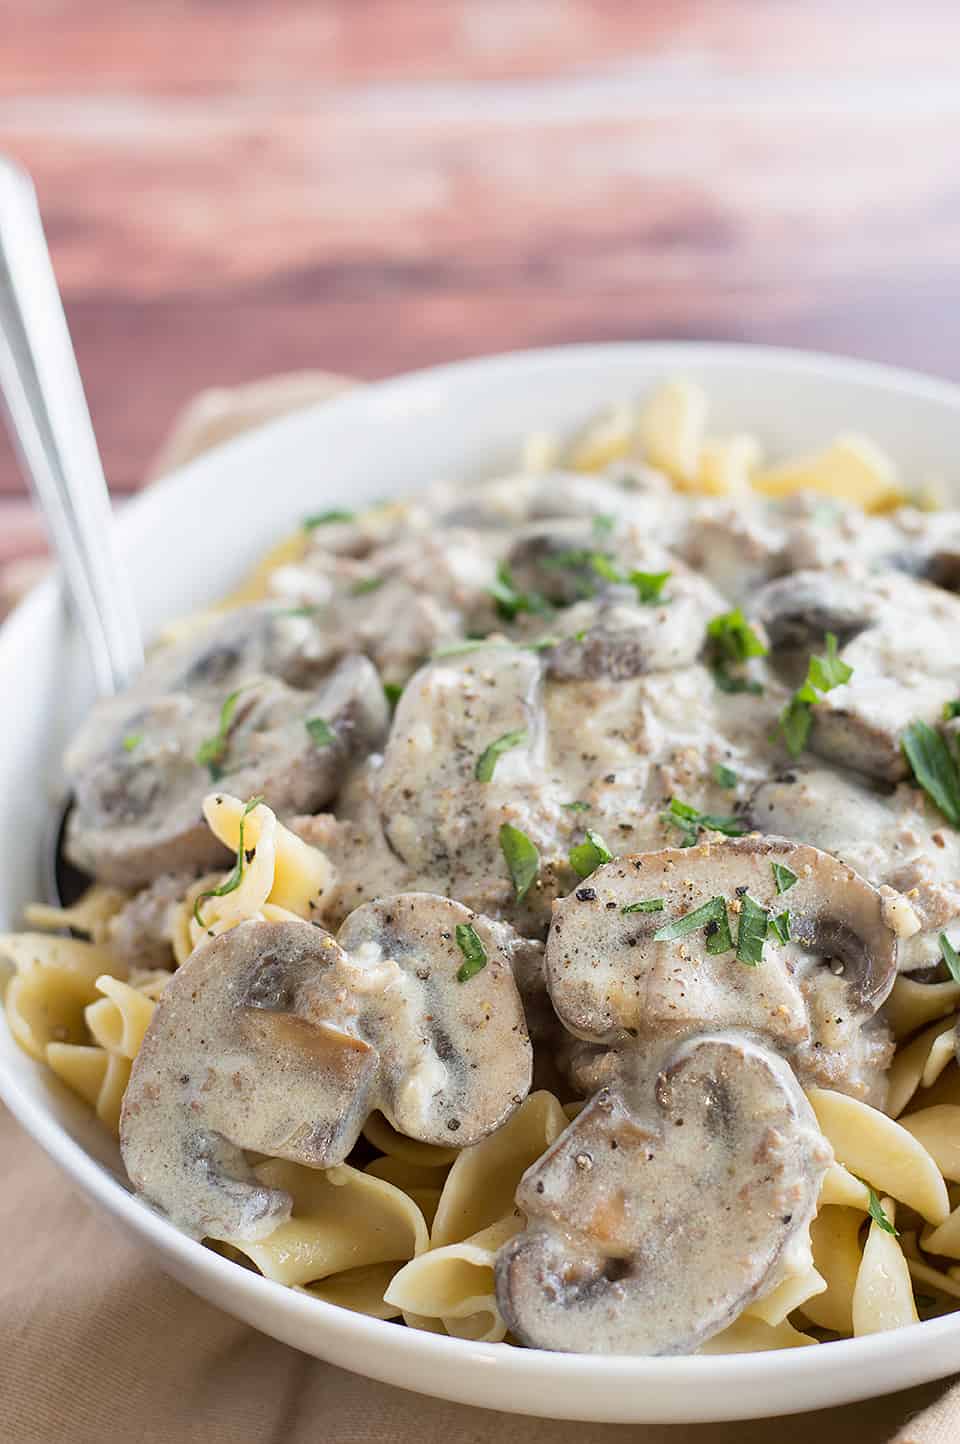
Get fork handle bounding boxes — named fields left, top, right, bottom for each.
left=0, top=155, right=142, bottom=695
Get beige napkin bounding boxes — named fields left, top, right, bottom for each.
left=1, top=373, right=958, bottom=1444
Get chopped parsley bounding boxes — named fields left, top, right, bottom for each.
left=772, top=861, right=798, bottom=894
left=122, top=733, right=143, bottom=752
left=779, top=633, right=853, bottom=757
left=902, top=721, right=960, bottom=827
left=736, top=894, right=769, bottom=966
left=706, top=608, right=768, bottom=695
left=540, top=549, right=670, bottom=606
left=653, top=896, right=731, bottom=949
left=499, top=823, right=540, bottom=902
left=589, top=553, right=622, bottom=584
left=712, top=762, right=738, bottom=789
left=304, top=509, right=354, bottom=529
left=939, top=933, right=960, bottom=985
left=569, top=829, right=613, bottom=878
left=866, top=1186, right=899, bottom=1237
left=489, top=562, right=551, bottom=621
left=383, top=681, right=403, bottom=707
left=193, top=796, right=264, bottom=927
left=350, top=576, right=384, bottom=596
left=196, top=688, right=245, bottom=780
left=305, top=717, right=335, bottom=747
left=768, top=910, right=792, bottom=945
left=621, top=898, right=664, bottom=914
left=944, top=700, right=960, bottom=720
left=562, top=800, right=591, bottom=812
left=661, top=797, right=746, bottom=847
left=629, top=569, right=671, bottom=605
left=433, top=639, right=506, bottom=659
left=475, top=728, right=528, bottom=783
left=454, top=923, right=488, bottom=983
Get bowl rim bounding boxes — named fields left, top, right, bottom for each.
left=4, top=338, right=960, bottom=1412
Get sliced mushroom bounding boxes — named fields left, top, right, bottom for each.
left=496, top=1032, right=830, bottom=1354
left=675, top=497, right=787, bottom=602
left=755, top=568, right=960, bottom=782
left=155, top=602, right=338, bottom=694
left=121, top=903, right=532, bottom=1241
left=753, top=570, right=872, bottom=654
left=545, top=836, right=898, bottom=1094
left=503, top=524, right=605, bottom=607
left=66, top=654, right=388, bottom=887
left=547, top=567, right=726, bottom=682
left=747, top=768, right=960, bottom=972
left=377, top=644, right=556, bottom=894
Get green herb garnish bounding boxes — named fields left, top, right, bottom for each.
left=706, top=607, right=768, bottom=694
left=384, top=682, right=403, bottom=707
left=736, top=894, right=769, bottom=966
left=350, top=576, right=384, bottom=596
left=196, top=688, right=245, bottom=781
left=768, top=910, right=791, bottom=945
left=944, top=700, right=960, bottom=720
left=866, top=1186, right=899, bottom=1236
left=661, top=797, right=746, bottom=847
left=454, top=923, right=488, bottom=982
left=489, top=562, right=551, bottom=622
left=305, top=717, right=335, bottom=747
left=902, top=721, right=960, bottom=827
left=712, top=763, right=738, bottom=789
left=569, top=829, right=613, bottom=878
left=122, top=733, right=143, bottom=752
left=772, top=861, right=798, bottom=894
left=779, top=633, right=853, bottom=757
left=621, top=898, right=665, bottom=914
left=193, top=796, right=264, bottom=927
left=592, top=514, right=616, bottom=537
left=655, top=895, right=730, bottom=953
left=940, top=933, right=960, bottom=984
left=589, top=553, right=623, bottom=584
left=630, top=569, right=671, bottom=605
left=807, top=632, right=855, bottom=692
left=475, top=729, right=528, bottom=783
left=304, top=509, right=354, bottom=529
left=433, top=639, right=506, bottom=659
left=499, top=823, right=540, bottom=902
left=707, top=608, right=768, bottom=661
left=562, top=800, right=591, bottom=812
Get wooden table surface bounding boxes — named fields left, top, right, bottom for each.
left=3, top=0, right=960, bottom=564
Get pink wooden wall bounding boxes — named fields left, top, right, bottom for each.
left=3, top=0, right=960, bottom=561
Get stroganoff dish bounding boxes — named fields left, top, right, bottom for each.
left=7, top=379, right=960, bottom=1354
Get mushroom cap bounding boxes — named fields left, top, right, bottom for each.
left=545, top=835, right=898, bottom=1093
left=337, top=892, right=533, bottom=1145
left=121, top=905, right=532, bottom=1241
left=496, top=1031, right=830, bottom=1354
left=754, top=568, right=960, bottom=782
left=546, top=567, right=726, bottom=682
left=377, top=643, right=552, bottom=883
left=66, top=654, right=388, bottom=888
left=753, top=570, right=873, bottom=653
left=121, top=919, right=377, bottom=1241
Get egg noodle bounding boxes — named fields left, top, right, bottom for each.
left=3, top=380, right=959, bottom=1353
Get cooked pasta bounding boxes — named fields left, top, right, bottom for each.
left=6, top=376, right=960, bottom=1354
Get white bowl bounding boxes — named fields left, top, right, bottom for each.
left=3, top=343, right=960, bottom=1425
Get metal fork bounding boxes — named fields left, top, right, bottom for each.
left=0, top=154, right=142, bottom=696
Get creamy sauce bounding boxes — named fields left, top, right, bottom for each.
left=78, top=459, right=960, bottom=1354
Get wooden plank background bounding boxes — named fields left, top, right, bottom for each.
left=3, top=0, right=960, bottom=564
